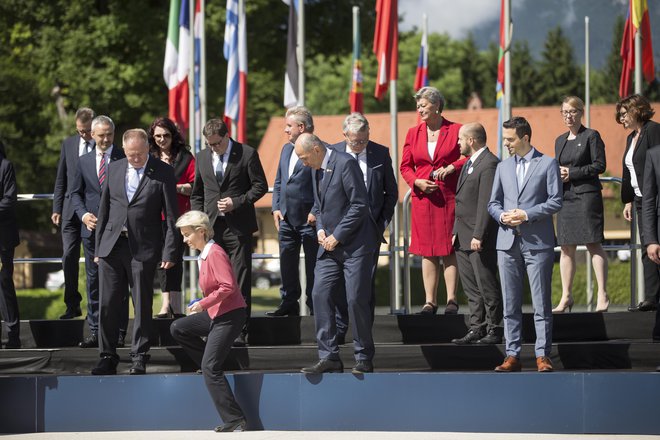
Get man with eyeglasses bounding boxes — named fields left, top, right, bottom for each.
left=52, top=107, right=96, bottom=320
left=268, top=106, right=319, bottom=317
left=191, top=118, right=268, bottom=346
left=328, top=112, right=397, bottom=345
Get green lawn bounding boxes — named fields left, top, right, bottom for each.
left=16, top=260, right=633, bottom=319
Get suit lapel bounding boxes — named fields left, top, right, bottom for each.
left=223, top=141, right=241, bottom=185
left=319, top=152, right=337, bottom=206
left=129, top=157, right=154, bottom=204
left=366, top=143, right=375, bottom=190
left=519, top=151, right=541, bottom=194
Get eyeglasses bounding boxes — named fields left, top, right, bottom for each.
left=346, top=139, right=368, bottom=148
left=154, top=133, right=171, bottom=139
left=206, top=141, right=223, bottom=149
left=560, top=110, right=580, bottom=117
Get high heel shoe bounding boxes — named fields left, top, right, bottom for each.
left=419, top=302, right=438, bottom=315
left=595, top=296, right=610, bottom=313
left=154, top=304, right=174, bottom=319
left=552, top=298, right=574, bottom=313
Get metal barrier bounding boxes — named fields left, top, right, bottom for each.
left=400, top=176, right=640, bottom=312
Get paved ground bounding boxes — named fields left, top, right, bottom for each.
left=3, top=432, right=658, bottom=439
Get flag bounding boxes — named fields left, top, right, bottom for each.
left=283, top=0, right=299, bottom=108
left=373, top=0, right=398, bottom=100
left=164, top=0, right=190, bottom=132
left=193, top=0, right=203, bottom=153
left=413, top=24, right=428, bottom=91
left=495, top=0, right=506, bottom=157
left=619, top=0, right=655, bottom=98
left=349, top=11, right=363, bottom=113
left=223, top=0, right=247, bottom=143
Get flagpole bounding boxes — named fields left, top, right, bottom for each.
left=585, top=16, right=590, bottom=128
left=390, top=77, right=401, bottom=313
left=502, top=0, right=512, bottom=159
left=200, top=0, right=207, bottom=139
left=188, top=0, right=195, bottom=145
left=634, top=22, right=642, bottom=94
left=297, top=0, right=305, bottom=105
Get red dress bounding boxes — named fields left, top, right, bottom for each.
left=400, top=118, right=465, bottom=257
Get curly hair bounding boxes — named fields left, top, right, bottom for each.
left=148, top=117, right=189, bottom=162
left=616, top=94, right=656, bottom=125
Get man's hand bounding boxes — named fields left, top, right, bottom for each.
left=307, top=213, right=316, bottom=225
left=648, top=244, right=660, bottom=264
left=623, top=202, right=632, bottom=222
left=436, top=164, right=456, bottom=180
left=414, top=179, right=438, bottom=194
left=273, top=210, right=283, bottom=231
left=218, top=197, right=234, bottom=213
left=322, top=234, right=339, bottom=251
left=559, top=166, right=570, bottom=183
left=501, top=209, right=527, bottom=226
left=317, top=230, right=327, bottom=245
left=161, top=261, right=175, bottom=269
left=82, top=213, right=97, bottom=231
left=51, top=213, right=61, bottom=226
left=94, top=257, right=99, bottom=264
left=470, top=238, right=483, bottom=252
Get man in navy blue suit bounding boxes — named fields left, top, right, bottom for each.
left=268, top=106, right=319, bottom=316
left=329, top=113, right=398, bottom=342
left=296, top=133, right=379, bottom=374
left=71, top=115, right=128, bottom=348
left=52, top=107, right=95, bottom=319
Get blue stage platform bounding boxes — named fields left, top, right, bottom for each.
left=1, top=371, right=660, bottom=435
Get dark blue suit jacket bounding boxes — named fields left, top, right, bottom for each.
left=71, top=146, right=126, bottom=238
left=272, top=142, right=315, bottom=227
left=0, top=155, right=19, bottom=250
left=53, top=134, right=95, bottom=221
left=313, top=150, right=378, bottom=259
left=329, top=141, right=398, bottom=240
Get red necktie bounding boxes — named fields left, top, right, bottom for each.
left=98, top=153, right=107, bottom=187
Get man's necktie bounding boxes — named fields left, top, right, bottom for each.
left=316, top=168, right=323, bottom=197
left=98, top=153, right=106, bottom=187
left=215, top=154, right=224, bottom=185
left=460, top=158, right=472, bottom=185
left=127, top=167, right=140, bottom=202
left=517, top=158, right=526, bottom=190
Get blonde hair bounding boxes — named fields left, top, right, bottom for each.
left=561, top=96, right=584, bottom=112
left=175, top=210, right=214, bottom=240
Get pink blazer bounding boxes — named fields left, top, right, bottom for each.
left=198, top=243, right=246, bottom=319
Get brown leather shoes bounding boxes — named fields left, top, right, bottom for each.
left=495, top=356, right=522, bottom=372
left=536, top=356, right=553, bottom=372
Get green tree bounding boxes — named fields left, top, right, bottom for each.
left=510, top=41, right=542, bottom=107
left=537, top=26, right=583, bottom=105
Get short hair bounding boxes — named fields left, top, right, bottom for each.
left=285, top=106, right=314, bottom=132
left=175, top=210, right=214, bottom=240
left=122, top=128, right=149, bottom=146
left=502, top=116, right=532, bottom=142
left=75, top=107, right=95, bottom=123
left=462, top=122, right=487, bottom=144
left=203, top=118, right=229, bottom=138
left=616, top=94, right=655, bottom=124
left=91, top=115, right=115, bottom=132
left=561, top=96, right=584, bottom=112
left=342, top=112, right=369, bottom=134
left=414, top=86, right=445, bottom=113
left=297, top=133, right=326, bottom=153
left=148, top=116, right=189, bottom=160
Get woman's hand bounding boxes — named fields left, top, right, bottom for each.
left=559, top=166, right=570, bottom=183
left=414, top=179, right=438, bottom=194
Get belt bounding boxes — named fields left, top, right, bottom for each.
left=119, top=230, right=129, bottom=238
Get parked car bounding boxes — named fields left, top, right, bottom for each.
left=45, top=269, right=65, bottom=291
left=252, top=260, right=281, bottom=290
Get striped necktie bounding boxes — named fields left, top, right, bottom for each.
left=98, top=153, right=107, bottom=187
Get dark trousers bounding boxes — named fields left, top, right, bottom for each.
left=61, top=212, right=82, bottom=309
left=313, top=252, right=375, bottom=362
left=634, top=199, right=660, bottom=303
left=98, top=237, right=156, bottom=359
left=335, top=250, right=379, bottom=339
left=213, top=218, right=252, bottom=321
left=456, top=248, right=503, bottom=334
left=83, top=234, right=128, bottom=336
left=278, top=218, right=318, bottom=310
left=170, top=307, right=246, bottom=425
left=157, top=219, right=184, bottom=293
left=0, top=247, right=19, bottom=342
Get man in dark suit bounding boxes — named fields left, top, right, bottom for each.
left=451, top=123, right=502, bottom=345
left=487, top=117, right=562, bottom=373
left=296, top=133, right=379, bottom=374
left=0, top=139, right=21, bottom=349
left=640, top=143, right=660, bottom=364
left=329, top=112, right=398, bottom=341
left=70, top=115, right=128, bottom=348
left=268, top=106, right=318, bottom=317
left=52, top=107, right=95, bottom=319
left=91, top=129, right=179, bottom=375
left=191, top=118, right=268, bottom=345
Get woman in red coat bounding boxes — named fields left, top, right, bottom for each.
left=401, top=86, right=465, bottom=314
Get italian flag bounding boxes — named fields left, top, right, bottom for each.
left=163, top=0, right=190, bottom=131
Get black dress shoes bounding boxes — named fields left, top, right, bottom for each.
left=351, top=360, right=373, bottom=374
left=266, top=302, right=300, bottom=317
left=301, top=358, right=344, bottom=374
left=59, top=307, right=82, bottom=320
left=214, top=418, right=247, bottom=432
left=129, top=355, right=150, bottom=375
left=451, top=330, right=483, bottom=345
left=92, top=356, right=118, bottom=375
left=79, top=334, right=98, bottom=348
left=476, top=329, right=502, bottom=345
left=629, top=300, right=657, bottom=312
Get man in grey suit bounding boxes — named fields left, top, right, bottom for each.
left=487, top=117, right=562, bottom=373
left=296, top=133, right=379, bottom=374
left=451, top=123, right=502, bottom=345
left=52, top=107, right=95, bottom=319
left=329, top=113, right=398, bottom=341
left=268, top=106, right=318, bottom=316
left=91, top=129, right=179, bottom=375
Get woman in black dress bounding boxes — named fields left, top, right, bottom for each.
left=618, top=94, right=660, bottom=312
left=553, top=96, right=609, bottom=312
